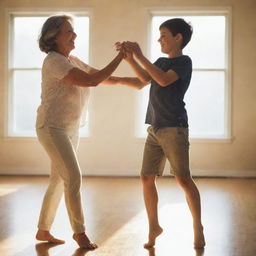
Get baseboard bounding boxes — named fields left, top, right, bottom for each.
left=191, top=169, right=256, bottom=178
left=0, top=167, right=255, bottom=177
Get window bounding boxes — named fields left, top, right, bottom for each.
left=136, top=11, right=231, bottom=139
left=7, top=13, right=90, bottom=137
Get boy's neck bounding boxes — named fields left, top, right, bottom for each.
left=168, top=49, right=183, bottom=58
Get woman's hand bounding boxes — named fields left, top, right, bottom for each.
left=115, top=42, right=134, bottom=63
left=123, top=41, right=143, bottom=59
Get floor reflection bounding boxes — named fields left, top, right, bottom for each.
left=71, top=247, right=92, bottom=256
left=35, top=242, right=60, bottom=256
left=145, top=247, right=204, bottom=256
left=195, top=248, right=205, bottom=256
left=146, top=247, right=156, bottom=256
left=1, top=177, right=255, bottom=256
left=35, top=242, right=92, bottom=256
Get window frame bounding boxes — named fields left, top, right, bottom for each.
left=4, top=8, right=93, bottom=140
left=138, top=7, right=233, bottom=143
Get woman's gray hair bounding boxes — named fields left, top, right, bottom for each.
left=39, top=15, right=73, bottom=53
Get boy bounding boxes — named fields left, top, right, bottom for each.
left=115, top=18, right=205, bottom=249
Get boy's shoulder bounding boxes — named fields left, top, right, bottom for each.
left=155, top=55, right=192, bottom=68
left=156, top=55, right=191, bottom=62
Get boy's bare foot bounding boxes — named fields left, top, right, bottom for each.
left=194, top=225, right=205, bottom=249
left=36, top=229, right=65, bottom=244
left=144, top=225, right=163, bottom=248
left=73, top=232, right=98, bottom=250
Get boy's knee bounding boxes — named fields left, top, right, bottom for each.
left=140, top=173, right=156, bottom=184
left=175, top=175, right=192, bottom=188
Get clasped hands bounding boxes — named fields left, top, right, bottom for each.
left=115, top=41, right=143, bottom=60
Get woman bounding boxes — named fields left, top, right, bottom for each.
left=35, top=14, right=123, bottom=249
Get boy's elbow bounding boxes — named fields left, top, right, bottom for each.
left=158, top=79, right=170, bottom=87
left=158, top=75, right=179, bottom=87
left=158, top=79, right=171, bottom=87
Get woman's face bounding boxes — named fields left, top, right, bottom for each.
left=55, top=20, right=77, bottom=55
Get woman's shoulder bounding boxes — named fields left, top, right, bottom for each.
left=69, top=55, right=84, bottom=65
left=69, top=55, right=92, bottom=72
left=43, top=51, right=70, bottom=69
left=44, top=51, right=67, bottom=62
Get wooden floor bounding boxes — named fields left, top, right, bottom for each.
left=0, top=176, right=255, bottom=256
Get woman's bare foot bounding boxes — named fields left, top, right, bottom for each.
left=144, top=225, right=163, bottom=248
left=36, top=229, right=65, bottom=244
left=193, top=225, right=205, bottom=249
left=73, top=232, right=98, bottom=250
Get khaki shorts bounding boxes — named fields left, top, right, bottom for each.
left=141, top=126, right=190, bottom=177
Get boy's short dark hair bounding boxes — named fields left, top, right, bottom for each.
left=159, top=18, right=193, bottom=49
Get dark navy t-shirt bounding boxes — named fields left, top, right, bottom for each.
left=145, top=55, right=192, bottom=128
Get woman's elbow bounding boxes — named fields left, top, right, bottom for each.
left=137, top=81, right=149, bottom=90
left=75, top=81, right=98, bottom=87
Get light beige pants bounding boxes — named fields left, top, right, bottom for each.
left=36, top=126, right=85, bottom=233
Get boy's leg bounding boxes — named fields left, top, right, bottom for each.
left=141, top=126, right=166, bottom=248
left=175, top=175, right=205, bottom=248
left=141, top=174, right=163, bottom=248
left=159, top=127, right=205, bottom=248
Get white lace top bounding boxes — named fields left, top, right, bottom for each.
left=36, top=51, right=91, bottom=130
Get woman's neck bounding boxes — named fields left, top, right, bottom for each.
left=55, top=48, right=70, bottom=58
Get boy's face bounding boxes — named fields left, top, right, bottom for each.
left=158, top=27, right=181, bottom=54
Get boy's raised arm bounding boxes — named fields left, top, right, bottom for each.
left=120, top=43, right=152, bottom=85
left=124, top=42, right=179, bottom=87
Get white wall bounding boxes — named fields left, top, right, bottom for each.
left=0, top=0, right=256, bottom=177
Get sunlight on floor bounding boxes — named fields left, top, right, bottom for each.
left=156, top=203, right=196, bottom=255
left=0, top=232, right=32, bottom=256
left=0, top=185, right=22, bottom=197
left=93, top=208, right=148, bottom=255
left=90, top=202, right=196, bottom=256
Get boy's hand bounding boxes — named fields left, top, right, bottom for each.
left=115, top=42, right=134, bottom=63
left=123, top=41, right=143, bottom=59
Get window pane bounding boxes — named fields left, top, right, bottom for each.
left=13, top=17, right=47, bottom=68
left=12, top=69, right=90, bottom=137
left=10, top=15, right=90, bottom=137
left=136, top=72, right=226, bottom=139
left=12, top=70, right=41, bottom=136
left=151, top=16, right=226, bottom=69
left=135, top=14, right=228, bottom=139
left=185, top=71, right=225, bottom=138
left=13, top=16, right=90, bottom=68
left=72, top=17, right=90, bottom=62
